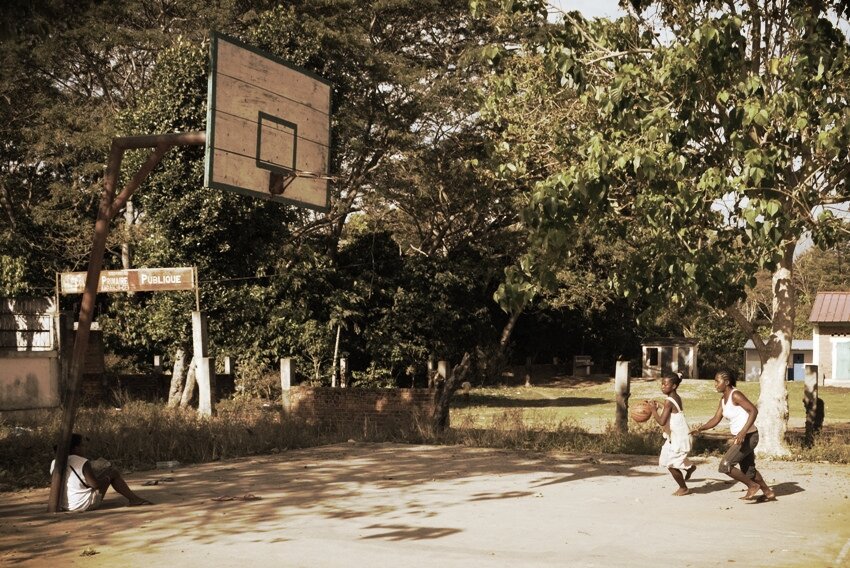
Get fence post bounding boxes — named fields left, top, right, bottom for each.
left=427, top=356, right=437, bottom=389
left=192, top=311, right=215, bottom=416
left=614, top=360, right=631, bottom=433
left=280, top=357, right=292, bottom=414
left=196, top=357, right=216, bottom=416
left=340, top=357, right=348, bottom=388
left=804, top=364, right=822, bottom=447
left=438, top=360, right=451, bottom=383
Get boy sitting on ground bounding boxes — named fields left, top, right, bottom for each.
left=50, top=433, right=152, bottom=511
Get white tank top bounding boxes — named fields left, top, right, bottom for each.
left=721, top=388, right=756, bottom=435
left=50, top=454, right=98, bottom=511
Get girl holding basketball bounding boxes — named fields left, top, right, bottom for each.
left=691, top=370, right=775, bottom=501
left=648, top=372, right=696, bottom=496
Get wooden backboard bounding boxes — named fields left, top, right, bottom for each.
left=205, top=33, right=332, bottom=211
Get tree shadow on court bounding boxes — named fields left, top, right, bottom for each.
left=0, top=443, right=662, bottom=563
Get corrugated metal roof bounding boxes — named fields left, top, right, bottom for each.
left=809, top=292, right=850, bottom=323
left=642, top=337, right=699, bottom=346
left=744, top=339, right=813, bottom=351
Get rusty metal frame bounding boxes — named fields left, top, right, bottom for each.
left=48, top=131, right=205, bottom=513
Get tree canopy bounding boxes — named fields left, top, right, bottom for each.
left=479, top=0, right=850, bottom=454
left=2, top=0, right=618, bottom=388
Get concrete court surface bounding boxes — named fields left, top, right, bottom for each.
left=1, top=442, right=850, bottom=568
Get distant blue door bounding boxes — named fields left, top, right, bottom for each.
left=836, top=342, right=850, bottom=381
left=792, top=354, right=805, bottom=381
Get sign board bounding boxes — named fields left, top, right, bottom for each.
left=204, top=32, right=332, bottom=211
left=59, top=267, right=195, bottom=294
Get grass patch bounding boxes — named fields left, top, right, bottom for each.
left=447, top=378, right=850, bottom=464
left=452, top=379, right=850, bottom=429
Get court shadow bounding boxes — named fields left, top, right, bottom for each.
left=361, top=524, right=462, bottom=541
left=771, top=481, right=804, bottom=497
left=687, top=479, right=736, bottom=495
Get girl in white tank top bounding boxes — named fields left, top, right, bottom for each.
left=721, top=387, right=757, bottom=436
left=692, top=371, right=775, bottom=501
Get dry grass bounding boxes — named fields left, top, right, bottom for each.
left=0, top=398, right=420, bottom=491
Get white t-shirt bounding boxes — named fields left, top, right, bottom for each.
left=49, top=454, right=101, bottom=512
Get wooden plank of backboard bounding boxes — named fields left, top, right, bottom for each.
left=216, top=39, right=331, bottom=114
left=210, top=149, right=329, bottom=209
left=214, top=74, right=330, bottom=147
left=212, top=112, right=328, bottom=169
left=258, top=121, right=297, bottom=169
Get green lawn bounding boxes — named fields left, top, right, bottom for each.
left=452, top=378, right=850, bottom=433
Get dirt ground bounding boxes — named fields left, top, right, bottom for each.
left=2, top=443, right=850, bottom=568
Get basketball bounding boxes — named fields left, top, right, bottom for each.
left=630, top=401, right=652, bottom=423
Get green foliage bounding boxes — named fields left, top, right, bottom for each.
left=479, top=1, right=850, bottom=397
left=690, top=311, right=748, bottom=378
left=0, top=256, right=28, bottom=296
left=2, top=0, right=718, bottom=393
left=351, top=364, right=396, bottom=389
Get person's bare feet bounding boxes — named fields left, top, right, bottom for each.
left=685, top=465, right=696, bottom=481
left=128, top=498, right=153, bottom=507
left=740, top=485, right=760, bottom=500
left=761, top=489, right=776, bottom=501
left=673, top=487, right=690, bottom=496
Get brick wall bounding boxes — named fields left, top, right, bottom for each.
left=284, top=387, right=435, bottom=432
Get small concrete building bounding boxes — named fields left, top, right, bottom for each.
left=0, top=298, right=63, bottom=417
left=641, top=337, right=698, bottom=379
left=743, top=339, right=813, bottom=382
left=810, top=292, right=850, bottom=386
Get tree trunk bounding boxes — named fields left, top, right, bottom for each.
left=179, top=357, right=197, bottom=408
left=432, top=352, right=472, bottom=433
left=755, top=244, right=795, bottom=457
left=167, top=347, right=188, bottom=408
left=487, top=308, right=522, bottom=381
left=313, top=358, right=321, bottom=384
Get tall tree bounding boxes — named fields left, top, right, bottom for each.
left=0, top=0, right=258, bottom=291
left=96, top=1, right=532, bottom=381
left=480, top=1, right=850, bottom=455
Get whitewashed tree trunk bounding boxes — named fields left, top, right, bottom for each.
left=179, top=357, right=197, bottom=408
left=755, top=244, right=795, bottom=457
left=167, top=347, right=188, bottom=408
